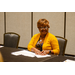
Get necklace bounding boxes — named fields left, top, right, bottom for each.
left=40, top=40, right=42, bottom=42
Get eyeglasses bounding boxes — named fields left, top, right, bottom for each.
left=38, top=26, right=49, bottom=30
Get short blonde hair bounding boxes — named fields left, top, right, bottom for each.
left=37, top=19, right=50, bottom=28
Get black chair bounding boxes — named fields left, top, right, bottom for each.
left=4, top=32, right=20, bottom=48
left=56, top=36, right=67, bottom=56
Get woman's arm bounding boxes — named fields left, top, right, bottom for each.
left=51, top=36, right=60, bottom=55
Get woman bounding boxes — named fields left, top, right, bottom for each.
left=28, top=19, right=60, bottom=55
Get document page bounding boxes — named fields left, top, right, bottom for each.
left=0, top=46, right=4, bottom=48
left=11, top=50, right=35, bottom=57
left=11, top=50, right=51, bottom=58
left=19, top=50, right=35, bottom=57
left=63, top=59, right=75, bottom=62
left=35, top=54, right=51, bottom=58
left=11, top=51, right=22, bottom=56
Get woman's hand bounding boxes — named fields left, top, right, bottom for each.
left=31, top=47, right=46, bottom=55
left=42, top=50, right=50, bottom=54
left=42, top=50, right=54, bottom=54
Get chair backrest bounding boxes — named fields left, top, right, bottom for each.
left=56, top=36, right=67, bottom=56
left=4, top=32, right=20, bottom=48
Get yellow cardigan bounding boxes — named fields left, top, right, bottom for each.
left=27, top=33, right=60, bottom=55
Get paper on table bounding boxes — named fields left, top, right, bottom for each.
left=11, top=50, right=35, bottom=57
left=64, top=59, right=75, bottom=62
left=20, top=50, right=35, bottom=57
left=35, top=54, right=51, bottom=58
left=0, top=46, right=4, bottom=48
left=11, top=51, right=22, bottom=56
left=11, top=50, right=51, bottom=58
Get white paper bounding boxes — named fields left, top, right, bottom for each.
left=35, top=54, right=51, bottom=58
left=19, top=50, right=35, bottom=57
left=11, top=50, right=51, bottom=58
left=0, top=46, right=4, bottom=48
left=11, top=51, right=22, bottom=56
left=64, top=59, right=75, bottom=62
left=11, top=50, right=35, bottom=57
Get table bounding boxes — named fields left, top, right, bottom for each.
left=44, top=55, right=75, bottom=62
left=0, top=47, right=56, bottom=62
left=1, top=47, right=75, bottom=62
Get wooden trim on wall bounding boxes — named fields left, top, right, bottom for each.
left=64, top=12, right=66, bottom=38
left=31, top=12, right=33, bottom=37
left=4, top=12, right=6, bottom=33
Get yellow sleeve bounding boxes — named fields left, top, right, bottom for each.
left=51, top=36, right=60, bottom=55
left=27, top=34, right=39, bottom=51
left=27, top=35, right=35, bottom=51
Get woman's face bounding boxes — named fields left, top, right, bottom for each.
left=38, top=26, right=49, bottom=35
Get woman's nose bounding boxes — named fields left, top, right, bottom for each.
left=41, top=28, right=45, bottom=30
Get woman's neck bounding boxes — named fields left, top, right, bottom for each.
left=40, top=34, right=46, bottom=38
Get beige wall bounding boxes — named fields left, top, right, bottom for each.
left=0, top=12, right=4, bottom=44
left=65, top=12, right=75, bottom=55
left=33, top=12, right=64, bottom=37
left=6, top=12, right=31, bottom=48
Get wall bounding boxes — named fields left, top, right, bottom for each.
left=6, top=12, right=31, bottom=48
left=0, top=12, right=4, bottom=44
left=65, top=12, right=75, bottom=55
left=33, top=12, right=64, bottom=37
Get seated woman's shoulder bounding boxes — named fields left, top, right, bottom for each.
left=34, top=33, right=40, bottom=36
left=33, top=33, right=40, bottom=37
left=48, top=33, right=55, bottom=37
